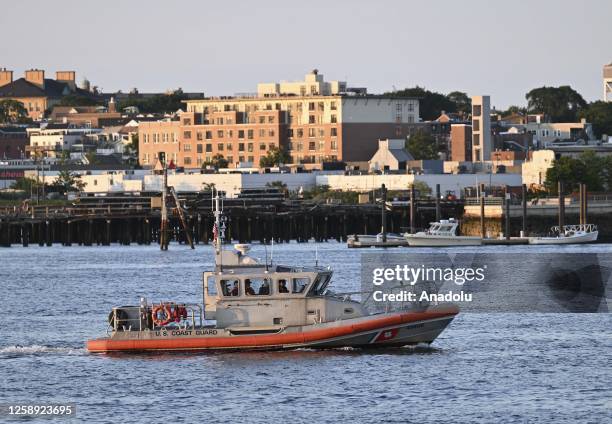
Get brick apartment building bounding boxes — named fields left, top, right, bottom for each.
left=139, top=71, right=420, bottom=168
left=0, top=127, right=28, bottom=159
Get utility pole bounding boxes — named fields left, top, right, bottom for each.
left=380, top=184, right=387, bottom=243
left=160, top=166, right=169, bottom=250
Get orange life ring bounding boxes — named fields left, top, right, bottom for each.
left=152, top=304, right=172, bottom=327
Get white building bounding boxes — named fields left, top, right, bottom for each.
left=257, top=70, right=348, bottom=97
left=521, top=150, right=555, bottom=189
left=368, top=139, right=414, bottom=171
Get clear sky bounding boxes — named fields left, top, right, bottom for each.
left=1, top=0, right=610, bottom=109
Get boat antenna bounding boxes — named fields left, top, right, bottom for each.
left=270, top=239, right=274, bottom=265
left=213, top=188, right=224, bottom=271
left=315, top=244, right=319, bottom=267
left=263, top=240, right=269, bottom=271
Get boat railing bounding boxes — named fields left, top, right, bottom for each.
left=108, top=303, right=204, bottom=334
left=551, top=224, right=597, bottom=234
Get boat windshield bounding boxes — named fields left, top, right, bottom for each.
left=308, top=273, right=331, bottom=296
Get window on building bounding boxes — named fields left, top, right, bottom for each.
left=259, top=116, right=265, bottom=124
left=331, top=140, right=338, bottom=150
left=184, top=131, right=192, bottom=139
left=196, top=132, right=203, bottom=141
left=184, top=144, right=192, bottom=152
left=197, top=144, right=203, bottom=153
left=248, top=156, right=254, bottom=163
left=260, top=143, right=266, bottom=151
left=205, top=131, right=212, bottom=139
left=318, top=129, right=324, bottom=137
left=268, top=129, right=275, bottom=137
left=473, top=105, right=482, bottom=117
left=227, top=155, right=233, bottom=163
left=309, top=115, right=316, bottom=124
left=197, top=156, right=203, bottom=166
left=239, top=156, right=245, bottom=162
left=330, top=101, right=337, bottom=110
left=308, top=102, right=315, bottom=111
left=259, top=129, right=266, bottom=137
left=331, top=114, right=337, bottom=124
left=217, top=143, right=224, bottom=151
left=184, top=157, right=192, bottom=165
left=330, top=128, right=337, bottom=137
left=238, top=143, right=245, bottom=151
left=473, top=134, right=480, bottom=146
left=288, top=128, right=294, bottom=138
left=318, top=140, right=325, bottom=151
left=238, top=130, right=244, bottom=139
left=297, top=129, right=304, bottom=138
left=268, top=116, right=274, bottom=123
left=247, top=129, right=254, bottom=139
left=473, top=119, right=480, bottom=132
left=309, top=141, right=316, bottom=151
left=226, top=143, right=233, bottom=151
left=248, top=143, right=253, bottom=152
left=308, top=128, right=315, bottom=137
left=206, top=144, right=212, bottom=152
left=217, top=130, right=224, bottom=138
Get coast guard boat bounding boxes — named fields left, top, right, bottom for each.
left=87, top=194, right=458, bottom=353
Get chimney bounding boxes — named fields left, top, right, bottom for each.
left=25, top=69, right=45, bottom=89
left=0, top=68, right=13, bottom=87
left=108, top=96, right=116, bottom=113
left=56, top=70, right=76, bottom=90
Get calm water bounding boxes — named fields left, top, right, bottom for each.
left=0, top=243, right=610, bottom=423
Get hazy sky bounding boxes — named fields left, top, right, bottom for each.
left=1, top=0, right=611, bottom=109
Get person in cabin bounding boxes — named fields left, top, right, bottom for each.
left=230, top=281, right=239, bottom=296
left=278, top=279, right=289, bottom=293
left=245, top=279, right=255, bottom=296
left=258, top=280, right=270, bottom=295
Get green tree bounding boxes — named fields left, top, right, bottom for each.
left=446, top=91, right=471, bottom=116
left=55, top=95, right=103, bottom=107
left=543, top=152, right=610, bottom=194
left=384, top=86, right=456, bottom=121
left=0, top=99, right=29, bottom=123
left=578, top=101, right=612, bottom=139
left=117, top=89, right=187, bottom=114
left=259, top=146, right=290, bottom=167
left=265, top=181, right=288, bottom=196
left=10, top=177, right=38, bottom=192
left=406, top=130, right=440, bottom=160
left=203, top=153, right=229, bottom=170
left=525, top=86, right=587, bottom=122
left=52, top=169, right=86, bottom=194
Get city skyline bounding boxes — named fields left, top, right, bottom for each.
left=1, top=0, right=611, bottom=109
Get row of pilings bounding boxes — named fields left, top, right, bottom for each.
left=0, top=202, right=462, bottom=247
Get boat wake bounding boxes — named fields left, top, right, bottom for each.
left=0, top=345, right=86, bottom=356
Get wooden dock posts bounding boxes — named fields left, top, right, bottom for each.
left=579, top=183, right=588, bottom=225
left=479, top=183, right=486, bottom=238
left=435, top=184, right=441, bottom=222
left=558, top=181, right=565, bottom=232
left=409, top=184, right=416, bottom=234
left=380, top=184, right=387, bottom=242
left=522, top=184, right=527, bottom=236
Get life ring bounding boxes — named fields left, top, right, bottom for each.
left=152, top=304, right=172, bottom=327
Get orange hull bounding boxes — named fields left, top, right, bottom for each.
left=87, top=306, right=458, bottom=353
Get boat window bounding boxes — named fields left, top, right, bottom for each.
left=221, top=279, right=239, bottom=297
left=292, top=277, right=309, bottom=294
left=309, top=274, right=331, bottom=295
left=277, top=278, right=290, bottom=294
left=245, top=278, right=270, bottom=296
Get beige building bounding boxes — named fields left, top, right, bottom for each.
left=257, top=70, right=347, bottom=97
left=604, top=62, right=612, bottom=102
left=0, top=68, right=97, bottom=120
left=471, top=95, right=491, bottom=161
left=139, top=71, right=419, bottom=169
left=522, top=149, right=555, bottom=188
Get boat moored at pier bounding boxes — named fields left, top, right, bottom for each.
left=405, top=219, right=482, bottom=247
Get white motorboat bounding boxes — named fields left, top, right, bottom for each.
left=347, top=233, right=408, bottom=248
left=528, top=224, right=598, bottom=245
left=405, top=219, right=482, bottom=247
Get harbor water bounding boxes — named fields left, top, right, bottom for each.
left=1, top=243, right=610, bottom=423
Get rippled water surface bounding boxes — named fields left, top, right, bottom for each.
left=1, top=243, right=611, bottom=423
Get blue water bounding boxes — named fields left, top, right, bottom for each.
left=0, top=243, right=610, bottom=423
